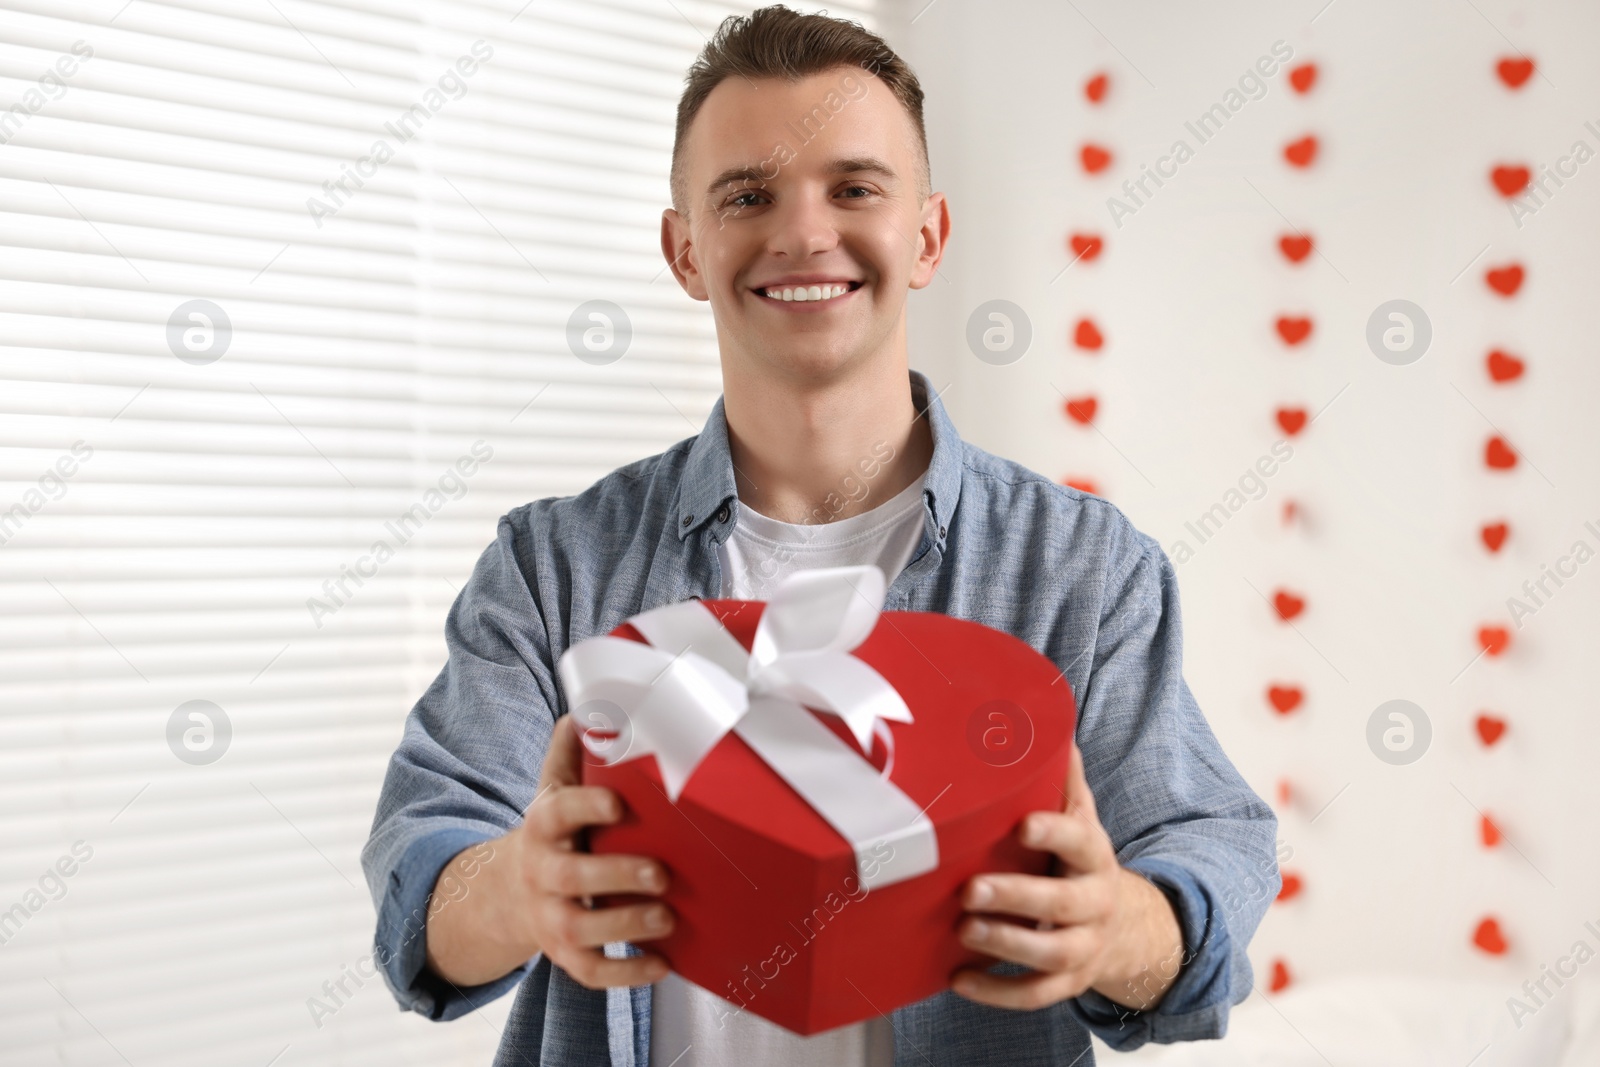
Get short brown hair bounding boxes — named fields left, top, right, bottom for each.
left=670, top=5, right=930, bottom=216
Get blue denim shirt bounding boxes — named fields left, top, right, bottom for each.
left=360, top=368, right=1279, bottom=1066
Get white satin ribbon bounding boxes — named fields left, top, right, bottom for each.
left=556, top=566, right=938, bottom=890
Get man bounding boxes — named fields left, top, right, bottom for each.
left=360, top=7, right=1279, bottom=1066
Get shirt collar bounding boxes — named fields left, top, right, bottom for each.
left=675, top=367, right=962, bottom=544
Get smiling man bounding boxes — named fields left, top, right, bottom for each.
left=360, top=7, right=1279, bottom=1067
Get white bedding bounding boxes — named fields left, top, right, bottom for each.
left=1095, top=975, right=1600, bottom=1066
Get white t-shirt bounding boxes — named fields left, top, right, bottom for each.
left=647, top=473, right=927, bottom=1067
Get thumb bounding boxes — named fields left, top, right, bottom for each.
left=536, top=714, right=584, bottom=796
left=1064, top=743, right=1100, bottom=828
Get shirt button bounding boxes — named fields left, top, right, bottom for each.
left=938, top=525, right=947, bottom=539
left=681, top=514, right=693, bottom=528
left=715, top=504, right=731, bottom=523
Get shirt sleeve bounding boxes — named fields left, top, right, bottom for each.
left=358, top=509, right=561, bottom=1021
left=1063, top=532, right=1281, bottom=1050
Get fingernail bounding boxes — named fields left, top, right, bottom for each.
left=638, top=864, right=660, bottom=891
left=968, top=919, right=990, bottom=941
left=1023, top=818, right=1044, bottom=846
left=969, top=880, right=993, bottom=907
left=647, top=907, right=669, bottom=932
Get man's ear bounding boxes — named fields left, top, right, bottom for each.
left=660, top=208, right=708, bottom=300
left=908, top=191, right=951, bottom=291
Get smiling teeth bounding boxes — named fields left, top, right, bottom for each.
left=761, top=283, right=852, bottom=302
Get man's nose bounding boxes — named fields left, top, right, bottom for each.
left=765, top=191, right=840, bottom=258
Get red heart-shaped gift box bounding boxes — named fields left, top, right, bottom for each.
left=579, top=599, right=1076, bottom=1035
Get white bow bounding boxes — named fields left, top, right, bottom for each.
left=556, top=566, right=938, bottom=890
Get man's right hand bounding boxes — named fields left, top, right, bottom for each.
left=423, top=714, right=675, bottom=990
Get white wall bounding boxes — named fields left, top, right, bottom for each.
left=899, top=0, right=1600, bottom=992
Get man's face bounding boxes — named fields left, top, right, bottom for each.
left=662, top=67, right=948, bottom=383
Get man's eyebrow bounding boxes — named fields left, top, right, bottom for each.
left=825, top=156, right=899, bottom=182
left=704, top=156, right=901, bottom=197
left=706, top=165, right=768, bottom=197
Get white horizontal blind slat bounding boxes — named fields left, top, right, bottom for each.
left=0, top=1, right=879, bottom=1063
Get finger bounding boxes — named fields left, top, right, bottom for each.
left=528, top=785, right=625, bottom=843
left=1064, top=743, right=1099, bottom=825
left=1019, top=808, right=1115, bottom=875
left=950, top=964, right=1086, bottom=1012
left=961, top=872, right=1105, bottom=926
left=534, top=848, right=669, bottom=898
left=547, top=897, right=676, bottom=950
left=551, top=945, right=671, bottom=991
left=538, top=714, right=584, bottom=792
left=957, top=915, right=1097, bottom=976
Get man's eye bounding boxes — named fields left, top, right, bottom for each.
left=725, top=186, right=871, bottom=209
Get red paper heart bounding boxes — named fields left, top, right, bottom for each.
left=1273, top=589, right=1305, bottom=621
left=1289, top=63, right=1318, bottom=94
left=1084, top=72, right=1109, bottom=103
left=1276, top=407, right=1308, bottom=437
left=1062, top=476, right=1100, bottom=495
left=1485, top=263, right=1524, bottom=296
left=1478, top=626, right=1511, bottom=656
left=1073, top=318, right=1104, bottom=350
left=1069, top=233, right=1103, bottom=261
left=1269, top=959, right=1293, bottom=992
left=1279, top=233, right=1313, bottom=263
left=1080, top=143, right=1113, bottom=173
left=1484, top=436, right=1517, bottom=470
left=1277, top=872, right=1303, bottom=902
left=1267, top=685, right=1303, bottom=715
left=1480, top=522, right=1509, bottom=552
left=1283, top=135, right=1318, bottom=168
left=1063, top=395, right=1098, bottom=424
left=585, top=602, right=1076, bottom=1035
left=1481, top=814, right=1502, bottom=848
left=1476, top=714, right=1508, bottom=746
left=1496, top=57, right=1534, bottom=88
left=1491, top=165, right=1530, bottom=197
left=1473, top=917, right=1509, bottom=955
left=1276, top=316, right=1312, bottom=346
left=1487, top=349, right=1525, bottom=382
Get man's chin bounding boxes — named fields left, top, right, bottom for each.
left=746, top=336, right=866, bottom=381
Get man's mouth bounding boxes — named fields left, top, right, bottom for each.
left=751, top=281, right=864, bottom=304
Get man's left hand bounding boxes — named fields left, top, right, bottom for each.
left=951, top=745, right=1184, bottom=1012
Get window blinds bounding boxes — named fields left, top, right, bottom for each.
left=0, top=1, right=878, bottom=1064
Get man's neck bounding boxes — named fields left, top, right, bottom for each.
left=721, top=356, right=934, bottom=526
